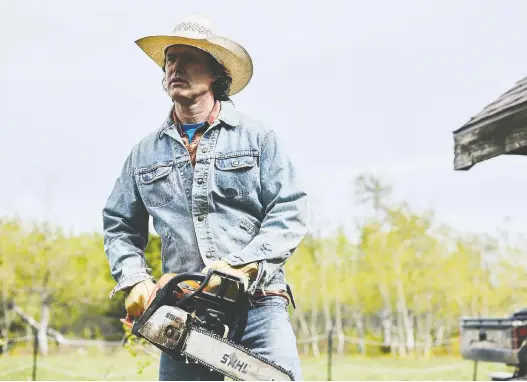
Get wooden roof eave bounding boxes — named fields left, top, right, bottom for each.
left=453, top=102, right=527, bottom=170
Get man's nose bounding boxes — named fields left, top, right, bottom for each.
left=173, top=57, right=186, bottom=73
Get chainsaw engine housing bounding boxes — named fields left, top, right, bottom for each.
left=136, top=305, right=190, bottom=353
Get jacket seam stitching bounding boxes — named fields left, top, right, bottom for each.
left=260, top=130, right=274, bottom=153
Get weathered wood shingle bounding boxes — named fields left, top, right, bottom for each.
left=453, top=76, right=527, bottom=170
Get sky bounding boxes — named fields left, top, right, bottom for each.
left=1, top=0, right=527, bottom=242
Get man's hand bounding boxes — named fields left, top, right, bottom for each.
left=202, top=260, right=258, bottom=297
left=120, top=273, right=207, bottom=328
left=124, top=279, right=156, bottom=317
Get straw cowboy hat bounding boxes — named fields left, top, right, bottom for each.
left=135, top=15, right=253, bottom=96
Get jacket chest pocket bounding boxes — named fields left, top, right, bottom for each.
left=136, top=162, right=176, bottom=208
left=214, top=151, right=259, bottom=199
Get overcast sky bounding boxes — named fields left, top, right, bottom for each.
left=1, top=0, right=527, bottom=241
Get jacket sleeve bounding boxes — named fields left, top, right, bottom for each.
left=102, top=148, right=153, bottom=299
left=223, top=129, right=308, bottom=292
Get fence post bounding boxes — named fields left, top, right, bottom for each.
left=32, top=329, right=38, bottom=381
left=328, top=327, right=333, bottom=381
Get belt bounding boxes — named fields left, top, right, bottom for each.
left=251, top=285, right=296, bottom=309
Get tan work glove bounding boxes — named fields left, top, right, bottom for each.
left=201, top=260, right=258, bottom=298
left=124, top=279, right=156, bottom=317
left=121, top=275, right=202, bottom=328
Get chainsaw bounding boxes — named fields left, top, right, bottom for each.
left=127, top=270, right=294, bottom=381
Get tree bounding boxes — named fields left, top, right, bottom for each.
left=0, top=220, right=115, bottom=354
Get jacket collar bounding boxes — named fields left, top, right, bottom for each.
left=159, top=99, right=240, bottom=140
left=216, top=99, right=240, bottom=128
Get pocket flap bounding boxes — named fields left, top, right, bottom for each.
left=215, top=155, right=257, bottom=171
left=138, top=164, right=172, bottom=184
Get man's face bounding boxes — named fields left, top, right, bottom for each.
left=164, top=45, right=214, bottom=103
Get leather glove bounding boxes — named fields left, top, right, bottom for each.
left=201, top=260, right=258, bottom=297
left=124, top=279, right=156, bottom=317
left=121, top=274, right=199, bottom=328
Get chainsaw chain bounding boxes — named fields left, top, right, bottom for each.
left=180, top=324, right=295, bottom=381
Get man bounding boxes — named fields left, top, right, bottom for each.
left=102, top=15, right=308, bottom=381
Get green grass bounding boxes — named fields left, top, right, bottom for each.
left=0, top=350, right=516, bottom=381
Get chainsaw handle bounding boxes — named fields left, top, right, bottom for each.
left=157, top=272, right=208, bottom=297
left=131, top=272, right=213, bottom=336
left=147, top=272, right=213, bottom=315
left=161, top=271, right=214, bottom=308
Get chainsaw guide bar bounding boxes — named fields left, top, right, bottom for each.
left=181, top=326, right=294, bottom=381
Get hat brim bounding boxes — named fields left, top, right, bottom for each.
left=135, top=35, right=253, bottom=96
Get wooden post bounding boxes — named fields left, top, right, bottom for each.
left=328, top=327, right=333, bottom=381
left=32, top=329, right=38, bottom=381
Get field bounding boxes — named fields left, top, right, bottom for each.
left=0, top=350, right=516, bottom=381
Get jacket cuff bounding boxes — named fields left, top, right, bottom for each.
left=108, top=271, right=154, bottom=299
left=223, top=257, right=268, bottom=296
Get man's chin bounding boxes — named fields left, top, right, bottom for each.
left=170, top=90, right=193, bottom=103
left=170, top=90, right=209, bottom=104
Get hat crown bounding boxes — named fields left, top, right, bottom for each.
left=172, top=15, right=215, bottom=39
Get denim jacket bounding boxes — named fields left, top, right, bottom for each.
left=102, top=100, right=308, bottom=300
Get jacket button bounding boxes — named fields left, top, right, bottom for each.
left=225, top=188, right=238, bottom=199
left=202, top=147, right=209, bottom=153
left=197, top=178, right=204, bottom=185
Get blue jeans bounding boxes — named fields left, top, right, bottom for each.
left=158, top=295, right=302, bottom=381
